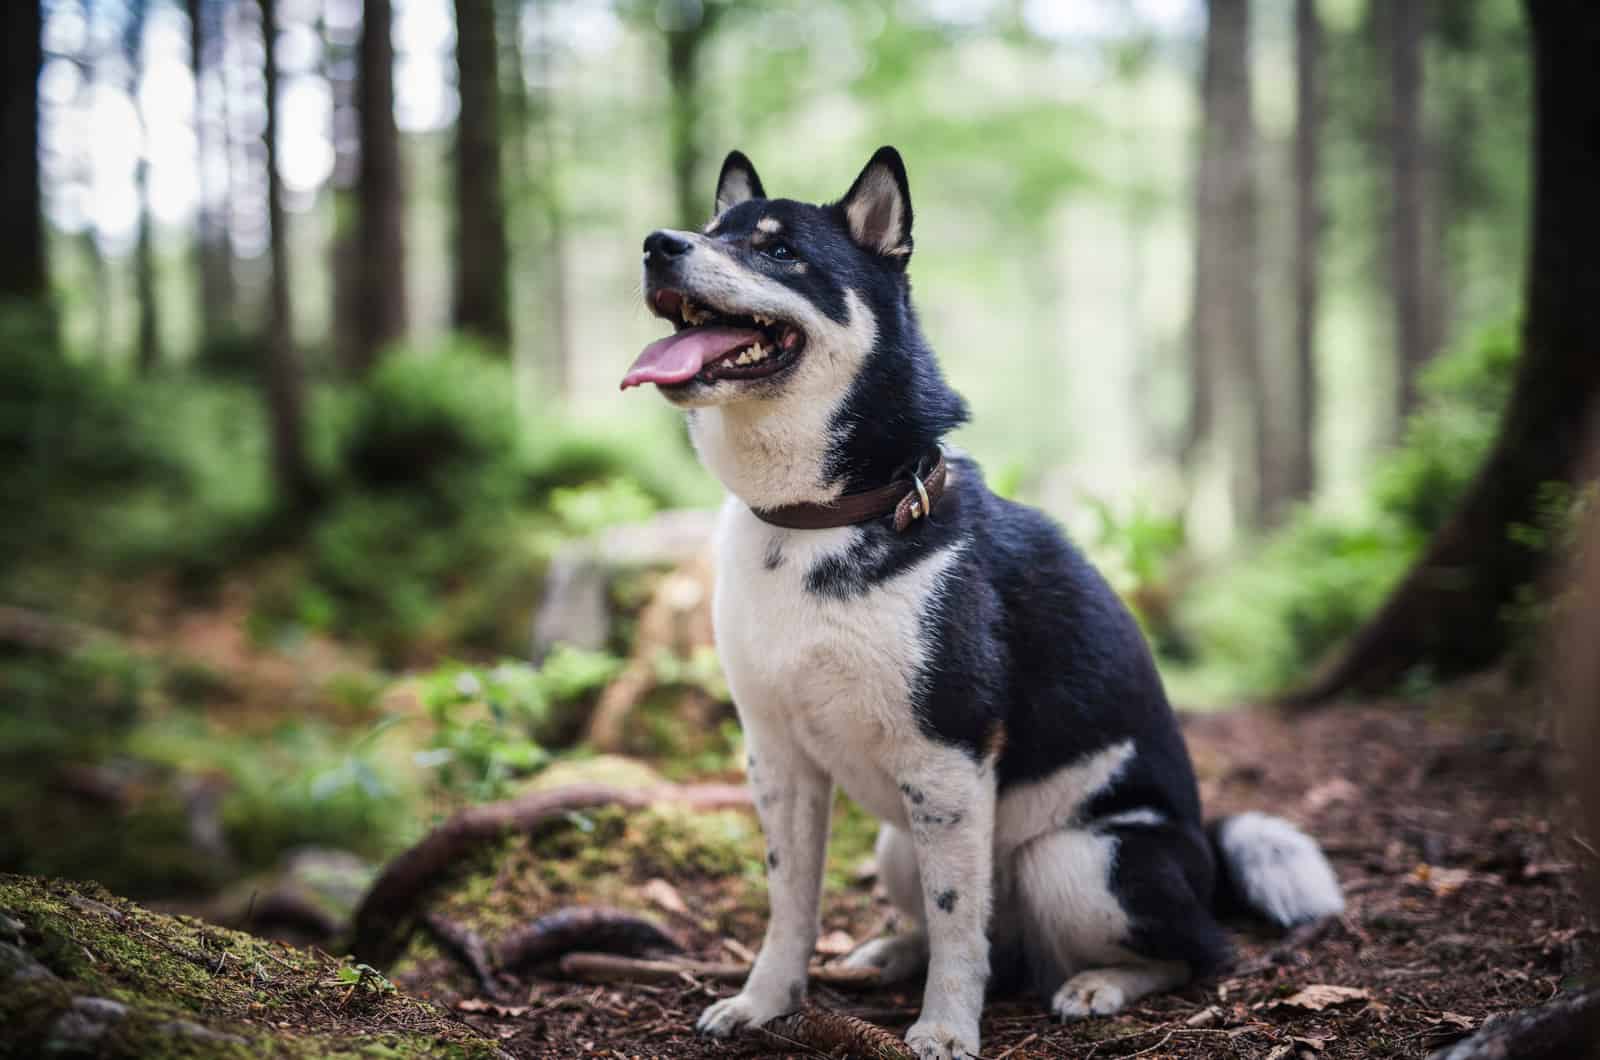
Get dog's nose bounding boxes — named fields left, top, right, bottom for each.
left=643, top=230, right=693, bottom=264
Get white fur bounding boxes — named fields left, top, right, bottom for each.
left=1051, top=962, right=1189, bottom=1021
left=700, top=496, right=991, bottom=1058
left=1214, top=812, right=1345, bottom=927
left=994, top=739, right=1135, bottom=854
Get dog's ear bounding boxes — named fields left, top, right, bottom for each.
left=714, top=151, right=766, bottom=216
left=838, top=146, right=913, bottom=263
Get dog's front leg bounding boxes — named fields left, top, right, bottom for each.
left=697, top=724, right=832, bottom=1038
left=899, top=756, right=995, bottom=1060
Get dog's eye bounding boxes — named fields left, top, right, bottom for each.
left=763, top=241, right=796, bottom=261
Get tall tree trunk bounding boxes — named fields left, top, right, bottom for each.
left=1389, top=0, right=1432, bottom=427
left=259, top=0, right=314, bottom=511
left=1289, top=0, right=1600, bottom=706
left=1287, top=0, right=1324, bottom=507
left=0, top=0, right=47, bottom=306
left=135, top=160, right=161, bottom=372
left=523, top=0, right=572, bottom=394
left=350, top=0, right=406, bottom=375
left=187, top=0, right=234, bottom=350
left=326, top=1, right=361, bottom=370
left=128, top=0, right=161, bottom=373
left=662, top=3, right=719, bottom=230
left=1187, top=0, right=1267, bottom=528
left=452, top=0, right=510, bottom=348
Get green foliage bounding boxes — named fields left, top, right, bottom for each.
left=1087, top=496, right=1186, bottom=597
left=416, top=649, right=621, bottom=800
left=1373, top=323, right=1521, bottom=537
left=1175, top=323, right=1520, bottom=699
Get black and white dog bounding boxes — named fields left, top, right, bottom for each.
left=622, top=147, right=1343, bottom=1060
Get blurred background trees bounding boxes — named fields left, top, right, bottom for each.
left=2, top=0, right=1596, bottom=884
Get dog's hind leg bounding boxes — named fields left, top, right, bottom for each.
left=1013, top=821, right=1229, bottom=1021
left=839, top=825, right=928, bottom=983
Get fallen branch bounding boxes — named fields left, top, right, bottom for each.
left=347, top=781, right=750, bottom=968
left=493, top=907, right=683, bottom=971
left=1427, top=988, right=1600, bottom=1060
left=554, top=951, right=883, bottom=989
left=421, top=913, right=504, bottom=1001
left=761, top=1007, right=914, bottom=1060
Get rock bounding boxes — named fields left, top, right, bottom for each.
left=0, top=940, right=56, bottom=983
left=532, top=509, right=718, bottom=660
left=156, top=1018, right=248, bottom=1045
left=48, top=996, right=128, bottom=1049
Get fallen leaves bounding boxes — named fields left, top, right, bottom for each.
left=1271, top=984, right=1372, bottom=1012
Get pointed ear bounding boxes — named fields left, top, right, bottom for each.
left=838, top=146, right=913, bottom=262
left=714, top=150, right=766, bottom=216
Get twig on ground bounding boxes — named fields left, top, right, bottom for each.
left=553, top=951, right=883, bottom=989
left=761, top=1006, right=915, bottom=1060
left=346, top=781, right=750, bottom=967
left=993, top=1031, right=1039, bottom=1059
left=493, top=907, right=683, bottom=971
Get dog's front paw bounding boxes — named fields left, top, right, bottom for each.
left=1051, top=971, right=1128, bottom=1021
left=904, top=1017, right=979, bottom=1060
left=696, top=990, right=790, bottom=1038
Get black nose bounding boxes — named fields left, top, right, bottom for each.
left=643, top=230, right=692, bottom=264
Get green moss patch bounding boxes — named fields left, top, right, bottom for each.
left=0, top=875, right=502, bottom=1060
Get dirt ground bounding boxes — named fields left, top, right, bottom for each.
left=387, top=702, right=1596, bottom=1059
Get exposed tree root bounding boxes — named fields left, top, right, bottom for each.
left=347, top=782, right=750, bottom=968
left=761, top=1006, right=915, bottom=1060
left=422, top=913, right=504, bottom=1001
left=1427, top=988, right=1600, bottom=1060
left=493, top=907, right=683, bottom=971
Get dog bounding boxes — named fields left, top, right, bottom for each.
left=621, top=146, right=1344, bottom=1060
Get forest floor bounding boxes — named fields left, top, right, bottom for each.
left=386, top=700, right=1593, bottom=1060
left=5, top=666, right=1594, bottom=1058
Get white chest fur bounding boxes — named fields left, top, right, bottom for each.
left=712, top=498, right=966, bottom=826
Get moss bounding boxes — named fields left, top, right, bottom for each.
left=0, top=875, right=502, bottom=1060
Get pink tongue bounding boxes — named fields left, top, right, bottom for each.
left=621, top=325, right=765, bottom=389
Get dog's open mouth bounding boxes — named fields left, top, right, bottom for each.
left=621, top=289, right=806, bottom=390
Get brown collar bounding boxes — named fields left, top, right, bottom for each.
left=752, top=449, right=949, bottom=533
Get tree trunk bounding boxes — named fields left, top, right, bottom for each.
left=0, top=0, right=47, bottom=306
left=1187, top=0, right=1266, bottom=528
left=326, top=1, right=361, bottom=371
left=259, top=0, right=315, bottom=512
left=127, top=0, right=162, bottom=373
left=1287, top=0, right=1324, bottom=508
left=1389, top=0, right=1432, bottom=427
left=664, top=8, right=717, bottom=230
left=1288, top=0, right=1600, bottom=706
left=349, top=0, right=407, bottom=375
left=452, top=0, right=511, bottom=349
left=525, top=0, right=572, bottom=394
left=187, top=0, right=234, bottom=350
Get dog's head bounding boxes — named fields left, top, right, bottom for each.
left=624, top=147, right=966, bottom=504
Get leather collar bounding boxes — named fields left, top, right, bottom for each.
left=752, top=448, right=948, bottom=533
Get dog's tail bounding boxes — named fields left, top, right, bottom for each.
left=1208, top=812, right=1344, bottom=927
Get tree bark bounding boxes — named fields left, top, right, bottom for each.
left=349, top=0, right=407, bottom=375
left=187, top=0, right=234, bottom=350
left=126, top=0, right=162, bottom=373
left=524, top=0, right=572, bottom=394
left=451, top=0, right=511, bottom=349
left=1287, top=0, right=1324, bottom=508
left=259, top=0, right=315, bottom=512
left=1288, top=0, right=1600, bottom=705
left=0, top=0, right=47, bottom=305
left=663, top=5, right=720, bottom=230
left=1188, top=0, right=1267, bottom=528
left=1389, top=0, right=1433, bottom=426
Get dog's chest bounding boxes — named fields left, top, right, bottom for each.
left=711, top=501, right=960, bottom=824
